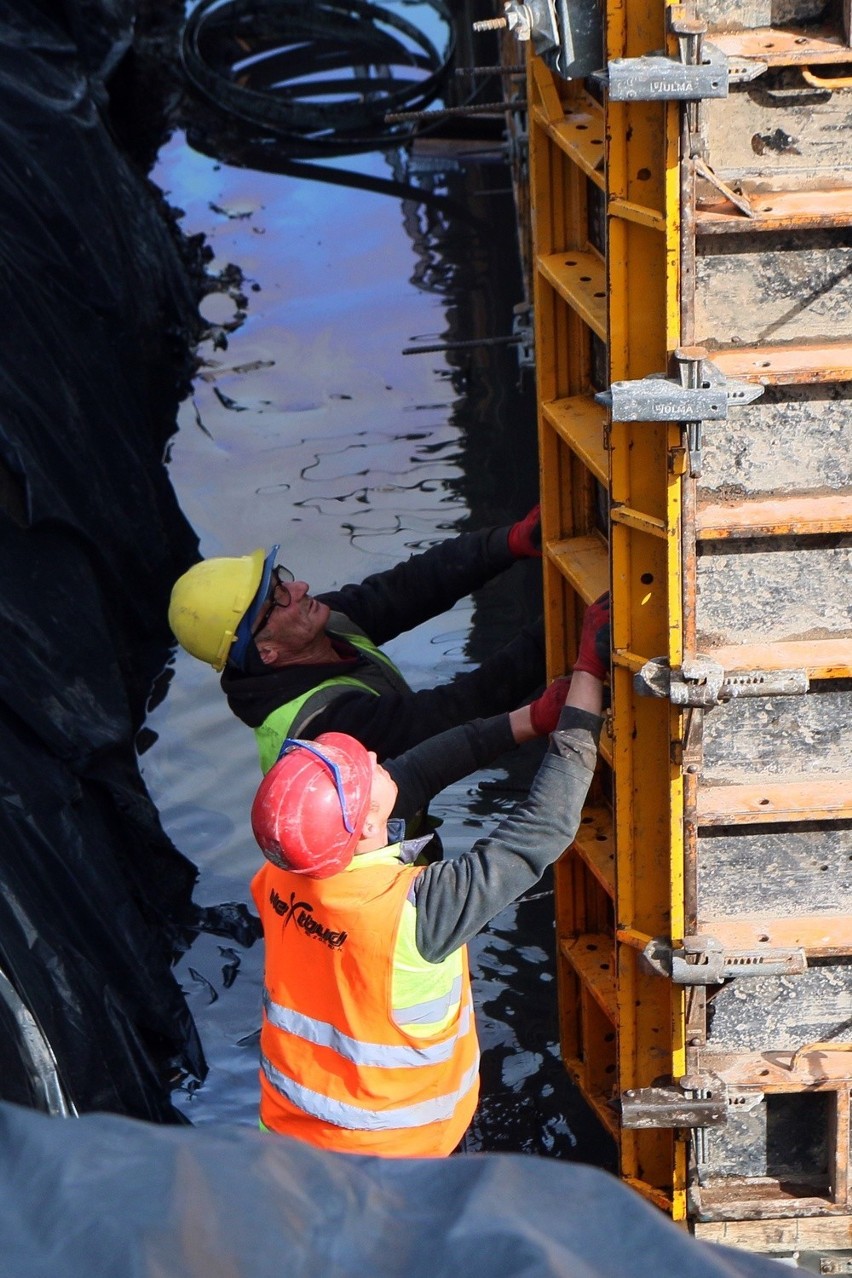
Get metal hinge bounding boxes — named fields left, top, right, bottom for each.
left=595, top=349, right=763, bottom=477
left=620, top=1075, right=727, bottom=1129
left=635, top=654, right=810, bottom=707
left=641, top=934, right=808, bottom=985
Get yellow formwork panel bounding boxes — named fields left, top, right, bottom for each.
left=529, top=0, right=688, bottom=1220
left=607, top=77, right=687, bottom=1204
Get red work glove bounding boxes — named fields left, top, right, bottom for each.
left=574, top=592, right=610, bottom=681
left=507, top=504, right=542, bottom=558
left=529, top=676, right=572, bottom=735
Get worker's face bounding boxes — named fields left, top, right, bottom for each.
left=368, top=753, right=398, bottom=824
left=252, top=578, right=331, bottom=661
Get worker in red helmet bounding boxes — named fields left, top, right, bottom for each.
left=249, top=595, right=610, bottom=1157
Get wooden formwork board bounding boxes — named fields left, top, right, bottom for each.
left=697, top=823, right=852, bottom=921
left=704, top=77, right=852, bottom=190
left=699, top=0, right=836, bottom=28
left=699, top=684, right=851, bottom=780
left=683, top=0, right=852, bottom=1240
left=694, top=1218, right=852, bottom=1257
left=696, top=543, right=851, bottom=643
left=695, top=233, right=852, bottom=348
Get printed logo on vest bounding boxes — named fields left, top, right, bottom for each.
left=269, top=887, right=348, bottom=950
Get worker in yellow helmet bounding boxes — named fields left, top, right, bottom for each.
left=169, top=508, right=548, bottom=773
left=247, top=596, right=609, bottom=1157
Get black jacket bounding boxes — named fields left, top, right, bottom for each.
left=221, top=525, right=545, bottom=760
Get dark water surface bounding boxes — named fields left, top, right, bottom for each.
left=142, top=131, right=614, bottom=1165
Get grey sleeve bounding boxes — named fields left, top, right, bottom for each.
left=412, top=716, right=601, bottom=962
left=385, top=714, right=517, bottom=820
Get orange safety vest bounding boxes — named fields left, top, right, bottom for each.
left=251, top=856, right=480, bottom=1157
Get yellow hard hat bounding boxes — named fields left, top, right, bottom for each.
left=168, top=546, right=278, bottom=671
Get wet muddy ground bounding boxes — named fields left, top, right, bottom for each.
left=141, top=117, right=615, bottom=1166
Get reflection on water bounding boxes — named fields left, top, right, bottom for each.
left=143, top=132, right=614, bottom=1168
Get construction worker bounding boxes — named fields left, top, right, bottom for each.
left=168, top=508, right=545, bottom=772
left=248, top=594, right=610, bottom=1157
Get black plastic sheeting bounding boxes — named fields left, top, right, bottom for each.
left=0, top=0, right=208, bottom=1119
left=0, top=1101, right=789, bottom=1278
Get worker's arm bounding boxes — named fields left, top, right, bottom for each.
left=305, top=617, right=545, bottom=758
left=384, top=683, right=564, bottom=821
left=317, top=513, right=538, bottom=647
left=385, top=716, right=516, bottom=819
left=411, top=597, right=609, bottom=962
left=411, top=702, right=602, bottom=961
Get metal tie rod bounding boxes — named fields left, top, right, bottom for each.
left=385, top=100, right=527, bottom=124
left=403, top=334, right=523, bottom=355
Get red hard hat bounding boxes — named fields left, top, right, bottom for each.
left=251, top=733, right=374, bottom=878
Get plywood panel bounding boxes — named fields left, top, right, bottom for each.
left=701, top=684, right=851, bottom=780
left=696, top=541, right=852, bottom=644
left=703, top=1091, right=832, bottom=1179
left=701, top=0, right=830, bottom=24
left=699, top=0, right=772, bottom=26
left=706, top=75, right=852, bottom=186
left=697, top=823, right=852, bottom=917
left=706, top=964, right=852, bottom=1051
left=700, top=385, right=852, bottom=497
left=695, top=233, right=852, bottom=347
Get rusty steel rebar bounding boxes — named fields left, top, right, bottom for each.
left=385, top=99, right=527, bottom=124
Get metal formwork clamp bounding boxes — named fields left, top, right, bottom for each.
left=641, top=933, right=808, bottom=986
left=635, top=654, right=810, bottom=707
left=620, top=1074, right=728, bottom=1129
left=591, top=5, right=727, bottom=102
left=595, top=349, right=763, bottom=478
left=593, top=43, right=727, bottom=101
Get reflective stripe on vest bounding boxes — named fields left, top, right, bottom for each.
left=260, top=1052, right=481, bottom=1133
left=393, top=974, right=464, bottom=1027
left=263, top=986, right=471, bottom=1068
left=254, top=617, right=410, bottom=773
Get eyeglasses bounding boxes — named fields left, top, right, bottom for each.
left=279, top=738, right=356, bottom=832
left=253, top=564, right=295, bottom=636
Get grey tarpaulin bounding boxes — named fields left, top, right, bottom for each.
left=0, top=1102, right=790, bottom=1278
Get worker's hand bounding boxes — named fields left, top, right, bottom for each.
left=529, top=675, right=572, bottom=735
left=574, top=592, right=610, bottom=681
left=507, top=504, right=542, bottom=558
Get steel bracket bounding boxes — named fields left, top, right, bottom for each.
left=620, top=1076, right=728, bottom=1129
left=818, top=1258, right=852, bottom=1274
left=595, top=353, right=762, bottom=424
left=642, top=933, right=808, bottom=985
left=596, top=349, right=763, bottom=477
left=635, top=654, right=810, bottom=707
left=592, top=43, right=728, bottom=101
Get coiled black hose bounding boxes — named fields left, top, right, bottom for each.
left=180, top=0, right=455, bottom=157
